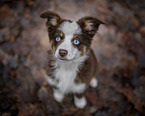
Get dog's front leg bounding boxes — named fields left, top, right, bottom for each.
left=73, top=83, right=86, bottom=93
left=53, top=89, right=64, bottom=102
left=74, top=93, right=87, bottom=109
left=73, top=83, right=87, bottom=109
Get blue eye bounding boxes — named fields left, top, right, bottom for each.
left=56, top=37, right=61, bottom=42
left=73, top=39, right=80, bottom=45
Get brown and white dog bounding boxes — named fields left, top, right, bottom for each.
left=40, top=11, right=104, bottom=109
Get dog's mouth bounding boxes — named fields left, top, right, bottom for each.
left=56, top=55, right=76, bottom=62
left=57, top=57, right=73, bottom=62
left=54, top=52, right=78, bottom=62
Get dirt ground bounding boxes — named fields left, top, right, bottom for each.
left=0, top=0, right=145, bottom=116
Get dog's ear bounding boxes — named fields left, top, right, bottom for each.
left=40, top=11, right=61, bottom=26
left=78, top=17, right=104, bottom=38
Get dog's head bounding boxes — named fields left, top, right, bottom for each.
left=40, top=11, right=104, bottom=61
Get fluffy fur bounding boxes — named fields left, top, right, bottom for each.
left=59, top=21, right=82, bottom=35
left=40, top=11, right=104, bottom=109
left=51, top=54, right=88, bottom=94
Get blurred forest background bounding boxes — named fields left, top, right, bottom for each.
left=0, top=0, right=145, bottom=116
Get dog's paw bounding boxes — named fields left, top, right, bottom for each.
left=90, top=78, right=98, bottom=88
left=74, top=96, right=87, bottom=109
left=53, top=90, right=64, bottom=102
left=73, top=83, right=86, bottom=93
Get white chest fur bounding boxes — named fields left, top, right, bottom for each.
left=51, top=55, right=88, bottom=94
left=54, top=64, right=77, bottom=93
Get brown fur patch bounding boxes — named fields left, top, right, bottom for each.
left=82, top=46, right=87, bottom=56
left=76, top=49, right=98, bottom=86
left=40, top=11, right=61, bottom=26
left=78, top=16, right=104, bottom=38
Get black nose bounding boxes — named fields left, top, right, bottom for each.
left=59, top=49, right=68, bottom=57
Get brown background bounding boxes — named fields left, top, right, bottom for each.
left=0, top=0, right=145, bottom=115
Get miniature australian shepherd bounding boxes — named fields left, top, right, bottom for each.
left=40, top=11, right=104, bottom=109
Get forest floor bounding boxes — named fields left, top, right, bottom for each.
left=0, top=0, right=145, bottom=116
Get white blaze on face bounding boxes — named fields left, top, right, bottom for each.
left=55, top=21, right=82, bottom=60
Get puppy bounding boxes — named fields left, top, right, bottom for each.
left=40, top=11, right=104, bottom=109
